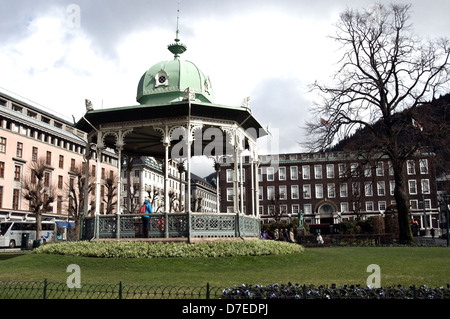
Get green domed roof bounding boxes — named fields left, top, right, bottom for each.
left=136, top=58, right=214, bottom=105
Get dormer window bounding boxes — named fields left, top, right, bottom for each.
left=154, top=70, right=169, bottom=87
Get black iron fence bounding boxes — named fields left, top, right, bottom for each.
left=0, top=280, right=448, bottom=299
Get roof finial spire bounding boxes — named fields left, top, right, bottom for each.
left=168, top=1, right=187, bottom=59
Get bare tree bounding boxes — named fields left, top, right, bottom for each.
left=103, top=173, right=118, bottom=214
left=67, top=164, right=95, bottom=239
left=22, top=157, right=57, bottom=242
left=305, top=4, right=450, bottom=243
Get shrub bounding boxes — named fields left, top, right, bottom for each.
left=34, top=240, right=304, bottom=258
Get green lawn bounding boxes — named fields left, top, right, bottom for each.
left=0, top=247, right=448, bottom=288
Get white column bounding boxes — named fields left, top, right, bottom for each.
left=116, top=146, right=122, bottom=214
left=95, top=147, right=102, bottom=216
left=250, top=156, right=255, bottom=216
left=215, top=160, right=220, bottom=213
left=187, top=130, right=192, bottom=213
left=233, top=144, right=239, bottom=213
left=164, top=140, right=170, bottom=213
left=255, top=160, right=260, bottom=217
left=239, top=151, right=244, bottom=214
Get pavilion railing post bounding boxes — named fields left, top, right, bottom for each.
left=94, top=215, right=99, bottom=239
left=188, top=211, right=192, bottom=243
left=116, top=213, right=121, bottom=239
left=165, top=212, right=169, bottom=238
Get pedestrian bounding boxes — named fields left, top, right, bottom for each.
left=283, top=228, right=289, bottom=242
left=274, top=228, right=279, bottom=241
left=317, top=233, right=324, bottom=245
left=140, top=198, right=153, bottom=237
left=289, top=228, right=295, bottom=243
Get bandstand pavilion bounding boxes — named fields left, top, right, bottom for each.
left=75, top=28, right=267, bottom=242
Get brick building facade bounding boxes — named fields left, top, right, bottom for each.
left=220, top=151, right=438, bottom=234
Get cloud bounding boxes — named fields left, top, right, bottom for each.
left=0, top=0, right=449, bottom=162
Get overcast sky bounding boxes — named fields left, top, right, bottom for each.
left=1, top=0, right=449, bottom=176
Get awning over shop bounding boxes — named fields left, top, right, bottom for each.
left=55, top=221, right=75, bottom=229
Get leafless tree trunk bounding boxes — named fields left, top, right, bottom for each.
left=103, top=173, right=118, bottom=214
left=22, top=157, right=56, bottom=242
left=67, top=164, right=95, bottom=239
left=305, top=4, right=449, bottom=243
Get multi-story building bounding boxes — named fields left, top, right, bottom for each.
left=0, top=91, right=118, bottom=220
left=121, top=156, right=185, bottom=213
left=220, top=151, right=439, bottom=234
left=190, top=173, right=217, bottom=213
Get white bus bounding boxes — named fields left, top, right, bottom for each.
left=0, top=221, right=56, bottom=248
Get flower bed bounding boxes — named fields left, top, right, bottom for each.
left=222, top=283, right=450, bottom=299
left=33, top=240, right=304, bottom=258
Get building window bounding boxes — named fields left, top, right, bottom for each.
left=352, top=182, right=360, bottom=196
left=302, top=165, right=310, bottom=179
left=57, top=196, right=63, bottom=214
left=0, top=137, right=6, bottom=153
left=421, top=179, right=430, bottom=194
left=408, top=180, right=417, bottom=195
left=340, top=202, right=349, bottom=212
left=258, top=186, right=263, bottom=200
left=32, top=147, right=38, bottom=161
left=364, top=182, right=373, bottom=196
left=419, top=159, right=428, bottom=174
left=366, top=201, right=374, bottom=211
left=303, top=185, right=311, bottom=199
left=226, top=169, right=233, bottom=183
left=326, top=164, right=334, bottom=178
left=290, top=166, right=298, bottom=180
left=58, top=175, right=63, bottom=189
left=377, top=181, right=386, bottom=196
left=390, top=181, right=395, bottom=195
left=315, top=184, right=323, bottom=199
left=314, top=165, right=322, bottom=179
left=46, top=151, right=52, bottom=166
left=388, top=161, right=394, bottom=175
left=292, top=204, right=299, bottom=215
left=0, top=161, right=4, bottom=178
left=291, top=185, right=299, bottom=200
left=278, top=167, right=286, bottom=181
left=340, top=183, right=348, bottom=197
left=303, top=204, right=312, bottom=214
left=376, top=162, right=384, bottom=176
left=327, top=183, right=335, bottom=198
left=44, top=172, right=50, bottom=187
left=279, top=185, right=287, bottom=200
left=267, top=186, right=275, bottom=200
left=338, top=163, right=346, bottom=178
left=258, top=168, right=262, bottom=182
left=16, top=142, right=23, bottom=158
left=351, top=163, right=359, bottom=177
left=379, top=201, right=387, bottom=211
left=12, top=189, right=20, bottom=210
left=267, top=167, right=274, bottom=181
left=14, top=165, right=21, bottom=181
left=364, top=164, right=372, bottom=177
left=407, top=160, right=415, bottom=175
left=226, top=188, right=233, bottom=201
left=71, top=158, right=76, bottom=171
